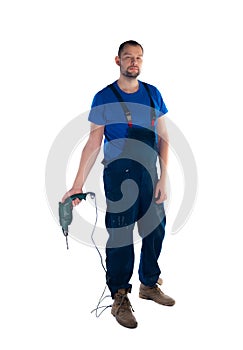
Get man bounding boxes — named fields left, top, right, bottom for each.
left=62, top=40, right=175, bottom=329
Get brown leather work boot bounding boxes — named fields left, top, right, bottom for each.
left=139, top=282, right=175, bottom=306
left=111, top=289, right=138, bottom=328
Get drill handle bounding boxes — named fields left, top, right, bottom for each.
left=70, top=193, right=87, bottom=201
left=70, top=192, right=95, bottom=201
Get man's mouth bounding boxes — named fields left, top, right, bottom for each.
left=128, top=66, right=139, bottom=71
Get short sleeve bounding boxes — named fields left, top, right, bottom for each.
left=88, top=92, right=106, bottom=125
left=154, top=87, right=168, bottom=117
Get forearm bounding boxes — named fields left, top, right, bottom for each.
left=158, top=137, right=169, bottom=186
left=72, top=142, right=101, bottom=190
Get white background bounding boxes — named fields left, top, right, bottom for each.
left=1, top=0, right=243, bottom=349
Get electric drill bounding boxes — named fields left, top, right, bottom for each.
left=58, top=192, right=95, bottom=249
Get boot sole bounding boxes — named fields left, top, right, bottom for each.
left=111, top=311, right=138, bottom=329
left=139, top=293, right=175, bottom=306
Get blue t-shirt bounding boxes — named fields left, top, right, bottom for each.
left=88, top=80, right=168, bottom=162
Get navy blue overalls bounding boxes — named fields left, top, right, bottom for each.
left=103, top=83, right=166, bottom=297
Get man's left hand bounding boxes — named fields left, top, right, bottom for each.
left=154, top=180, right=167, bottom=204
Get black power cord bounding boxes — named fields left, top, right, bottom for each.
left=89, top=194, right=112, bottom=317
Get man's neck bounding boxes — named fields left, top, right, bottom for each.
left=117, top=76, right=139, bottom=93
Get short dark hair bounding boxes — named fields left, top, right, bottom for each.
left=118, top=40, right=144, bottom=57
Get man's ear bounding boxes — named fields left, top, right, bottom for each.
left=115, top=56, right=120, bottom=66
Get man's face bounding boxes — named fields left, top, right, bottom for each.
left=116, top=45, right=143, bottom=78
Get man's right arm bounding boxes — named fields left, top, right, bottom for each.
left=61, top=122, right=104, bottom=205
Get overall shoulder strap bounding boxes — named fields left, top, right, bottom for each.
left=142, top=82, right=156, bottom=126
left=108, top=84, right=132, bottom=127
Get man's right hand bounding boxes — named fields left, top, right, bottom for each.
left=61, top=188, right=83, bottom=206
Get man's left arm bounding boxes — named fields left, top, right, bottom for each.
left=155, top=116, right=169, bottom=204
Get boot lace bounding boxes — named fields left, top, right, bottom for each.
left=115, top=293, right=135, bottom=315
left=152, top=284, right=165, bottom=295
